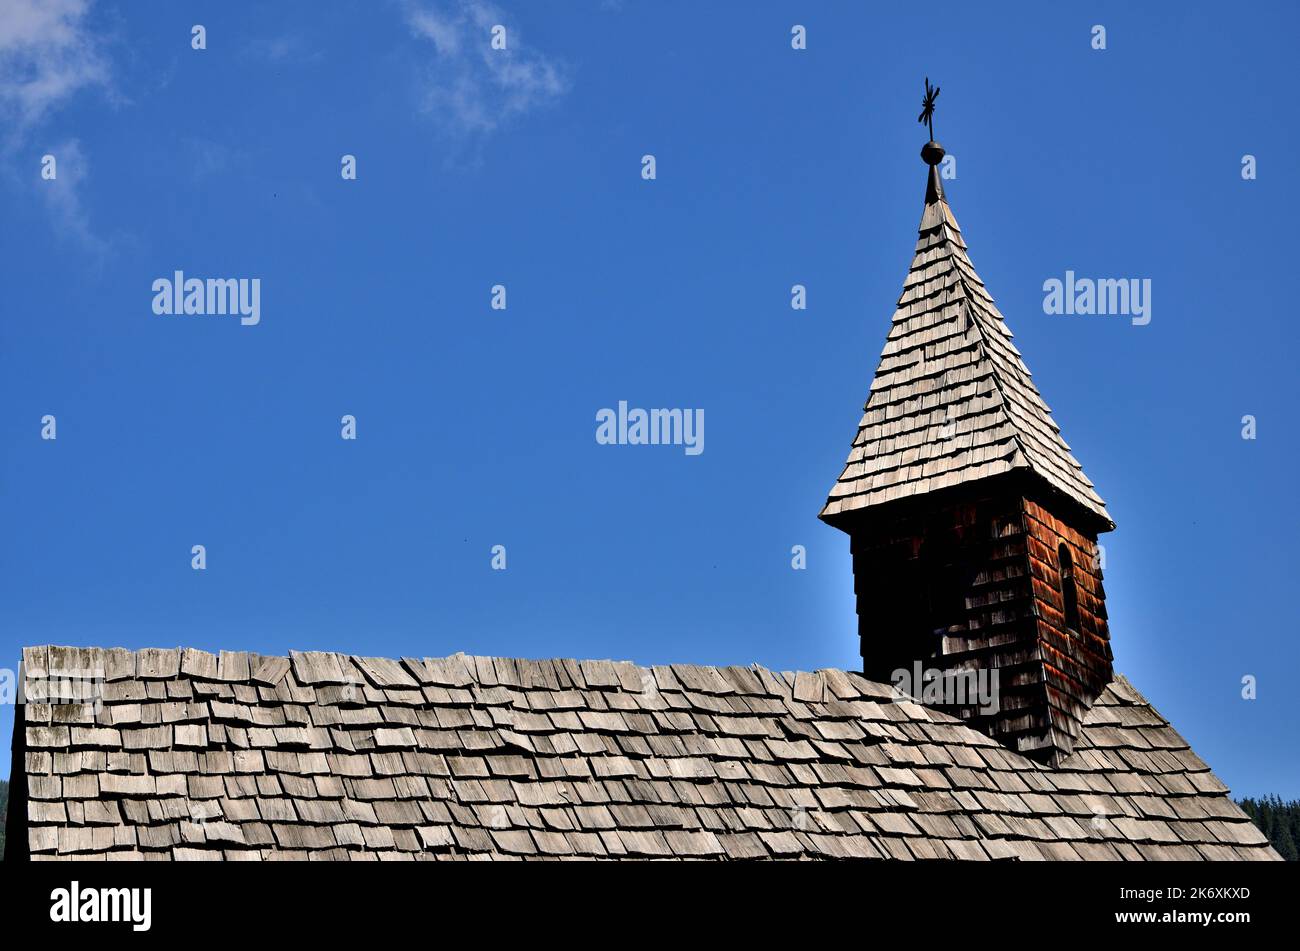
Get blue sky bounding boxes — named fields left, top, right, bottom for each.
left=1, top=1, right=1296, bottom=798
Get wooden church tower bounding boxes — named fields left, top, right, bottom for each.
left=820, top=83, right=1115, bottom=765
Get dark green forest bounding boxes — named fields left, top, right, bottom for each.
left=1238, top=796, right=1299, bottom=860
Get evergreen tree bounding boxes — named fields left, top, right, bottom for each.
left=1238, top=795, right=1299, bottom=860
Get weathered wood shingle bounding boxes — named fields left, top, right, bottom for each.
left=13, top=646, right=1276, bottom=861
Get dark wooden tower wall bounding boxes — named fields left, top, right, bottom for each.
left=844, top=477, right=1111, bottom=765
left=1023, top=497, right=1112, bottom=756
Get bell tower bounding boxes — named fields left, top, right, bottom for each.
left=820, top=83, right=1115, bottom=765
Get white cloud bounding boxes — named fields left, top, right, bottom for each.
left=0, top=1, right=112, bottom=250
left=404, top=0, right=569, bottom=135
left=0, top=0, right=109, bottom=132
left=408, top=7, right=463, bottom=57
left=39, top=138, right=106, bottom=253
left=185, top=136, right=248, bottom=181
left=242, top=34, right=324, bottom=66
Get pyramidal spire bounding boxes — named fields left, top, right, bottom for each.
left=820, top=86, right=1111, bottom=532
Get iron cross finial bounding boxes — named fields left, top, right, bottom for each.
left=918, top=77, right=940, bottom=141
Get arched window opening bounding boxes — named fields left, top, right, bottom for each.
left=1058, top=542, right=1081, bottom=632
left=922, top=527, right=967, bottom=638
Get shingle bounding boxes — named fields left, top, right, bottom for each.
left=792, top=671, right=826, bottom=704
left=289, top=651, right=348, bottom=685
left=45, top=646, right=103, bottom=677
left=216, top=651, right=252, bottom=682
left=137, top=648, right=181, bottom=679
left=101, top=648, right=136, bottom=682
left=662, top=829, right=725, bottom=856
left=577, top=660, right=621, bottom=689
left=23, top=646, right=51, bottom=678
left=250, top=656, right=291, bottom=686
left=352, top=655, right=420, bottom=689
left=69, top=726, right=119, bottom=748
left=25, top=726, right=69, bottom=749
left=372, top=727, right=417, bottom=749
left=181, top=648, right=219, bottom=680
left=670, top=664, right=734, bottom=695
left=97, top=773, right=156, bottom=798
left=417, top=825, right=455, bottom=850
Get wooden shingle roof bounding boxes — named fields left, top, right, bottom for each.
left=821, top=165, right=1112, bottom=529
left=12, top=645, right=1276, bottom=861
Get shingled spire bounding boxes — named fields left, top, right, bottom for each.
left=821, top=86, right=1114, bottom=765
